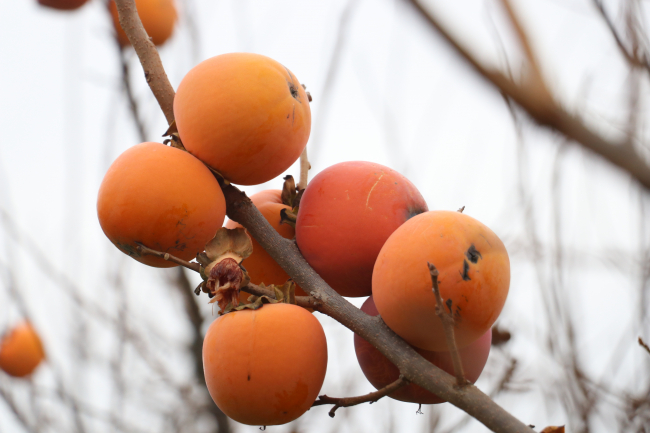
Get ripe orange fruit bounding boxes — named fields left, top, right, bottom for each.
left=109, top=0, right=177, bottom=47
left=97, top=142, right=226, bottom=268
left=373, top=210, right=510, bottom=351
left=38, top=0, right=88, bottom=10
left=226, top=190, right=307, bottom=304
left=203, top=303, right=327, bottom=426
left=354, top=297, right=491, bottom=404
left=173, top=53, right=311, bottom=185
left=295, top=161, right=428, bottom=297
left=0, top=322, right=46, bottom=378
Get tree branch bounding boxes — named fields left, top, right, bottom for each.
left=297, top=147, right=310, bottom=191
left=113, top=0, right=176, bottom=125
left=406, top=0, right=650, bottom=191
left=111, top=2, right=537, bottom=431
left=312, top=376, right=409, bottom=418
left=639, top=336, right=650, bottom=356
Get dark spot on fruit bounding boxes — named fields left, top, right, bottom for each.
left=445, top=299, right=453, bottom=313
left=287, top=114, right=290, bottom=119
left=247, top=374, right=251, bottom=381
left=460, top=260, right=471, bottom=281
left=288, top=82, right=299, bottom=100
left=283, top=411, right=288, bottom=415
left=465, top=244, right=482, bottom=263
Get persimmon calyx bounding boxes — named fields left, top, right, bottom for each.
left=196, top=228, right=253, bottom=313
left=280, top=208, right=297, bottom=228
left=232, top=281, right=297, bottom=314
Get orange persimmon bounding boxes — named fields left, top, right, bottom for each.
left=354, top=297, right=491, bottom=404
left=38, top=0, right=88, bottom=10
left=0, top=322, right=45, bottom=378
left=295, top=161, right=428, bottom=297
left=226, top=190, right=306, bottom=304
left=373, top=210, right=510, bottom=351
left=97, top=142, right=226, bottom=268
left=203, top=303, right=327, bottom=426
left=109, top=0, right=177, bottom=47
left=173, top=53, right=311, bottom=185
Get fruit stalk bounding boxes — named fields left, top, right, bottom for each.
left=427, top=262, right=468, bottom=387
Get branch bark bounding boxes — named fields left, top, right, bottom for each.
left=406, top=0, right=650, bottom=191
left=112, top=1, right=537, bottom=431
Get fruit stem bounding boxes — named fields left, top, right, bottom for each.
left=135, top=243, right=200, bottom=272
left=427, top=262, right=468, bottom=387
left=311, top=375, right=409, bottom=417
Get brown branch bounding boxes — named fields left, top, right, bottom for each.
left=407, top=0, right=650, bottom=191
left=428, top=263, right=467, bottom=387
left=639, top=337, right=650, bottom=355
left=312, top=376, right=409, bottom=418
left=110, top=5, right=537, bottom=432
left=135, top=243, right=200, bottom=272
left=113, top=0, right=176, bottom=125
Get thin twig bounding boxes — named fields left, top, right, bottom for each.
left=134, top=243, right=200, bottom=272
left=639, top=337, right=650, bottom=355
left=312, top=376, right=409, bottom=418
left=113, top=0, right=176, bottom=125
left=428, top=262, right=467, bottom=387
left=297, top=147, right=310, bottom=190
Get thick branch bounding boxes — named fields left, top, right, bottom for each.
left=312, top=376, right=409, bottom=418
left=113, top=0, right=176, bottom=125
left=407, top=0, right=650, bottom=190
left=428, top=263, right=467, bottom=386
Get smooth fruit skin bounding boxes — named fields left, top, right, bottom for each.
left=38, top=0, right=88, bottom=10
left=373, top=210, right=510, bottom=351
left=295, top=161, right=428, bottom=297
left=97, top=142, right=226, bottom=268
left=203, top=303, right=327, bottom=426
left=0, top=322, right=46, bottom=378
left=226, top=190, right=307, bottom=304
left=354, top=297, right=491, bottom=404
left=109, top=0, right=177, bottom=47
left=173, top=53, right=311, bottom=186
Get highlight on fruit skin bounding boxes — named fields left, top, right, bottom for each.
left=354, top=297, right=491, bottom=404
left=37, top=0, right=88, bottom=10
left=226, top=189, right=308, bottom=304
left=109, top=0, right=177, bottom=47
left=203, top=303, right=327, bottom=426
left=372, top=210, right=510, bottom=351
left=295, top=161, right=428, bottom=297
left=0, top=322, right=46, bottom=378
left=173, top=52, right=311, bottom=186
left=97, top=142, right=226, bottom=268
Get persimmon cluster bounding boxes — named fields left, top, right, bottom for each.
left=92, top=52, right=510, bottom=426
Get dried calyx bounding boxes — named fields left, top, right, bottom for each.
left=196, top=228, right=253, bottom=313
left=235, top=280, right=297, bottom=313
left=279, top=175, right=303, bottom=228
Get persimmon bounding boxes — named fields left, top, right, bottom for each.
left=226, top=190, right=306, bottom=304
left=295, top=161, right=428, bottom=297
left=37, top=0, right=88, bottom=10
left=372, top=210, right=510, bottom=351
left=354, top=297, right=491, bottom=404
left=109, top=0, right=177, bottom=47
left=0, top=322, right=45, bottom=378
left=173, top=53, right=311, bottom=185
left=97, top=142, right=226, bottom=268
left=203, top=303, right=327, bottom=426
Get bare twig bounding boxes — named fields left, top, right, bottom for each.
left=297, top=147, right=310, bottom=191
left=407, top=0, right=650, bottom=190
left=428, top=263, right=467, bottom=387
left=135, top=243, right=200, bottom=272
left=639, top=337, right=650, bottom=355
left=113, top=0, right=175, bottom=125
left=312, top=376, right=409, bottom=418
